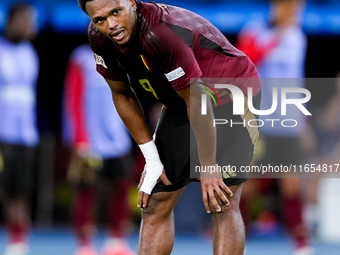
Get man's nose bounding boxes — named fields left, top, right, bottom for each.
left=107, top=16, right=118, bottom=29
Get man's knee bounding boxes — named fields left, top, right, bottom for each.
left=141, top=188, right=184, bottom=219
left=210, top=184, right=243, bottom=215
left=209, top=200, right=240, bottom=215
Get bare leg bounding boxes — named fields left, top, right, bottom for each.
left=138, top=188, right=184, bottom=255
left=211, top=184, right=245, bottom=255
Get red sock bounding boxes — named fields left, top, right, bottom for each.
left=283, top=197, right=308, bottom=248
left=108, top=180, right=132, bottom=238
left=6, top=221, right=29, bottom=244
left=72, top=187, right=96, bottom=246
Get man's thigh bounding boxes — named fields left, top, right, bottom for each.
left=142, top=187, right=185, bottom=217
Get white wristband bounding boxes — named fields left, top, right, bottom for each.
left=138, top=140, right=164, bottom=194
left=139, top=140, right=160, bottom=162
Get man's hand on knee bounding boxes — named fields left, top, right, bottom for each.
left=200, top=165, right=233, bottom=213
left=137, top=141, right=171, bottom=208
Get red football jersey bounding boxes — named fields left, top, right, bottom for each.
left=89, top=1, right=260, bottom=108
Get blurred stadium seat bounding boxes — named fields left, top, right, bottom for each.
left=1, top=0, right=340, bottom=35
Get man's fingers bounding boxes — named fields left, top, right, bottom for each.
left=159, top=170, right=172, bottom=186
left=216, top=181, right=232, bottom=205
left=215, top=189, right=230, bottom=206
left=137, top=191, right=150, bottom=208
left=137, top=170, right=146, bottom=190
left=208, top=190, right=221, bottom=212
left=202, top=190, right=210, bottom=213
left=220, top=182, right=233, bottom=197
left=137, top=170, right=150, bottom=208
left=137, top=176, right=143, bottom=189
left=142, top=192, right=150, bottom=208
left=137, top=191, right=143, bottom=208
left=201, top=179, right=233, bottom=213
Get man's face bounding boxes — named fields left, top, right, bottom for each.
left=86, top=0, right=137, bottom=45
left=7, top=8, right=38, bottom=42
left=271, top=0, right=302, bottom=25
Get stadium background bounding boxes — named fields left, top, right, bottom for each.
left=0, top=0, right=340, bottom=254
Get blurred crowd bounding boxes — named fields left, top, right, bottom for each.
left=0, top=1, right=340, bottom=255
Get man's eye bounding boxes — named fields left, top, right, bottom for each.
left=113, top=9, right=121, bottom=15
left=95, top=18, right=105, bottom=24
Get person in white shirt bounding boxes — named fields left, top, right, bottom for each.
left=0, top=4, right=39, bottom=255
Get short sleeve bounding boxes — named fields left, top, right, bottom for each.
left=88, top=22, right=126, bottom=81
left=94, top=52, right=126, bottom=81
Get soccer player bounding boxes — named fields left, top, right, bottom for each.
left=236, top=0, right=314, bottom=254
left=63, top=44, right=136, bottom=255
left=0, top=4, right=39, bottom=255
left=77, top=0, right=261, bottom=254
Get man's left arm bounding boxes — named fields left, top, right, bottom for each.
left=176, top=80, right=233, bottom=213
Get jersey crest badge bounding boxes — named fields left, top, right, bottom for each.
left=95, top=53, right=108, bottom=69
left=165, top=67, right=185, bottom=82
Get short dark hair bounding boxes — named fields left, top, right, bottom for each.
left=77, top=0, right=93, bottom=13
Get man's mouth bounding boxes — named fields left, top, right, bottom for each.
left=110, top=29, right=124, bottom=40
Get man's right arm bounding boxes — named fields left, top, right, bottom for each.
left=105, top=77, right=152, bottom=145
left=105, top=77, right=171, bottom=207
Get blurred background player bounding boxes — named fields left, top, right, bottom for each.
left=0, top=4, right=39, bottom=255
left=236, top=0, right=315, bottom=254
left=303, top=73, right=340, bottom=236
left=63, top=44, right=136, bottom=255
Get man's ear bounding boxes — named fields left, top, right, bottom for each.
left=130, top=0, right=137, bottom=11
